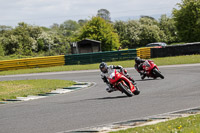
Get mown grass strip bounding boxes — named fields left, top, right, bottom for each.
left=0, top=79, right=75, bottom=101
left=110, top=114, right=200, bottom=133
left=0, top=54, right=199, bottom=76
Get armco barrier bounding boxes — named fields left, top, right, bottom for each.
left=64, top=49, right=137, bottom=65
left=0, top=50, right=137, bottom=71
left=136, top=47, right=151, bottom=59
left=0, top=55, right=65, bottom=71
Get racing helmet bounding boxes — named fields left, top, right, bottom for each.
left=99, top=62, right=108, bottom=73
left=135, top=57, right=141, bottom=64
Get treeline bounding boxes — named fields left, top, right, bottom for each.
left=0, top=0, right=199, bottom=57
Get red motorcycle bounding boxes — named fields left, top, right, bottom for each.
left=139, top=60, right=164, bottom=80
left=107, top=69, right=140, bottom=97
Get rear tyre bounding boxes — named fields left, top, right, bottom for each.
left=153, top=68, right=164, bottom=79
left=118, top=82, right=133, bottom=97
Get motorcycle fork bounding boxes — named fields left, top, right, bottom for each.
left=122, top=80, right=135, bottom=92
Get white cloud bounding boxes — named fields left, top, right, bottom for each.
left=0, top=0, right=181, bottom=27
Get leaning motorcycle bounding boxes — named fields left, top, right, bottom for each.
left=107, top=69, right=140, bottom=97
left=138, top=60, right=164, bottom=80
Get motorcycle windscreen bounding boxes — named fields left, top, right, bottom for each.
left=108, top=70, right=122, bottom=84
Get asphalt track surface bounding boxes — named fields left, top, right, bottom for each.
left=0, top=64, right=200, bottom=133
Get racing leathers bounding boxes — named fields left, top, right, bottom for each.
left=101, top=65, right=135, bottom=93
left=134, top=59, right=146, bottom=79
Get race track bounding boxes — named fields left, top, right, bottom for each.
left=0, top=64, right=200, bottom=133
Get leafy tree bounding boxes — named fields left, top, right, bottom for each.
left=97, top=9, right=111, bottom=22
left=159, top=14, right=178, bottom=43
left=59, top=20, right=80, bottom=38
left=0, top=25, right=12, bottom=35
left=139, top=16, right=159, bottom=26
left=126, top=20, right=142, bottom=48
left=37, top=32, right=54, bottom=52
left=60, top=20, right=80, bottom=31
left=114, top=21, right=129, bottom=48
left=78, top=17, right=120, bottom=51
left=78, top=19, right=88, bottom=27
left=13, top=23, right=37, bottom=55
left=1, top=31, right=20, bottom=55
left=114, top=17, right=167, bottom=48
left=139, top=17, right=166, bottom=46
left=173, top=0, right=200, bottom=42
left=0, top=42, right=4, bottom=56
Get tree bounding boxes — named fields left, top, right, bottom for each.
left=0, top=42, right=4, bottom=56
left=126, top=20, right=142, bottom=48
left=114, top=21, right=129, bottom=48
left=78, top=19, right=88, bottom=27
left=0, top=25, right=12, bottom=35
left=114, top=17, right=167, bottom=48
left=97, top=9, right=111, bottom=22
left=60, top=20, right=80, bottom=31
left=13, top=22, right=37, bottom=55
left=139, top=17, right=166, bottom=46
left=173, top=0, right=200, bottom=42
left=159, top=14, right=178, bottom=43
left=78, top=17, right=120, bottom=51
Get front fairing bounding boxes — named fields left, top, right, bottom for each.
left=143, top=60, right=158, bottom=72
left=108, top=70, right=135, bottom=92
left=143, top=61, right=151, bottom=71
left=108, top=70, right=122, bottom=84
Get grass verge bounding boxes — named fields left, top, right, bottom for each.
left=110, top=114, right=200, bottom=133
left=0, top=54, right=200, bottom=76
left=0, top=79, right=75, bottom=101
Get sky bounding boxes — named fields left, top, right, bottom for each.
left=0, top=0, right=182, bottom=27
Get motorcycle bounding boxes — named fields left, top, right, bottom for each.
left=138, top=60, right=164, bottom=80
left=107, top=69, right=140, bottom=97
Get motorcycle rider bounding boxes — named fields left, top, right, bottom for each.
left=134, top=57, right=146, bottom=79
left=99, top=62, right=135, bottom=93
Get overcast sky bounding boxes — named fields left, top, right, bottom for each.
left=0, top=0, right=181, bottom=27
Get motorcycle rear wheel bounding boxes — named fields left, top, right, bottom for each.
left=118, top=82, right=133, bottom=97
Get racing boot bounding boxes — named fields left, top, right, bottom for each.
left=106, top=83, right=116, bottom=93
left=106, top=87, right=116, bottom=93
left=141, top=72, right=146, bottom=80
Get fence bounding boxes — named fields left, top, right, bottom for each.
left=151, top=42, right=200, bottom=58
left=65, top=49, right=137, bottom=65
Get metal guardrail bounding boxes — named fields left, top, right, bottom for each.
left=0, top=50, right=137, bottom=71
left=0, top=55, right=65, bottom=71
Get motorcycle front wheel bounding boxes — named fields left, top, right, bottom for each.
left=153, top=68, right=164, bottom=79
left=118, top=82, right=133, bottom=97
left=133, top=85, right=140, bottom=95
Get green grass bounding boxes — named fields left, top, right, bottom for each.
left=110, top=114, right=200, bottom=133
left=0, top=54, right=200, bottom=76
left=169, top=42, right=186, bottom=45
left=151, top=54, right=200, bottom=66
left=0, top=79, right=75, bottom=101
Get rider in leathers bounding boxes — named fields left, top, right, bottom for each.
left=134, top=57, right=146, bottom=79
left=99, top=62, right=135, bottom=93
